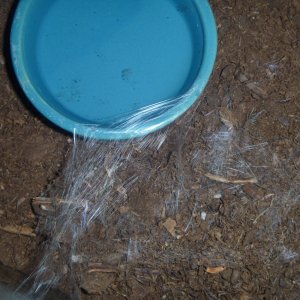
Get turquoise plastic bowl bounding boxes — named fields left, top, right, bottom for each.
left=11, top=0, right=217, bottom=140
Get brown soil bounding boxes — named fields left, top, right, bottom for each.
left=0, top=0, right=300, bottom=299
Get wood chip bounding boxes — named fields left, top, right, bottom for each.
left=246, top=82, right=268, bottom=99
left=242, top=184, right=265, bottom=199
left=219, top=107, right=240, bottom=129
left=0, top=224, right=36, bottom=237
left=32, top=197, right=64, bottom=216
left=206, top=266, right=226, bottom=274
left=80, top=272, right=115, bottom=295
left=162, top=218, right=177, bottom=237
left=205, top=173, right=258, bottom=184
left=119, top=206, right=130, bottom=214
left=240, top=293, right=251, bottom=300
left=16, top=197, right=26, bottom=209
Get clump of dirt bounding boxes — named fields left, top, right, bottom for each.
left=0, top=0, right=299, bottom=299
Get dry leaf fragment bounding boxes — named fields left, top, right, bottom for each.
left=206, top=266, right=226, bottom=274
left=162, top=218, right=177, bottom=237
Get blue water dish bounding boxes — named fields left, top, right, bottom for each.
left=11, top=0, right=217, bottom=140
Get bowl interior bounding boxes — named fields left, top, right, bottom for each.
left=20, top=0, right=204, bottom=127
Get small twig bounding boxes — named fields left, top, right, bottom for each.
left=253, top=197, right=275, bottom=224
left=0, top=225, right=36, bottom=237
left=87, top=263, right=117, bottom=273
left=87, top=268, right=117, bottom=274
left=234, top=232, right=244, bottom=249
left=205, top=173, right=258, bottom=184
left=184, top=203, right=198, bottom=233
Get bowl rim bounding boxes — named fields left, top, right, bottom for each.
left=10, top=0, right=218, bottom=140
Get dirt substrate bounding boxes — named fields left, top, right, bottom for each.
left=0, top=0, right=300, bottom=299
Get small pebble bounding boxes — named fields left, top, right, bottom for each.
left=221, top=268, right=233, bottom=281
left=201, top=211, right=207, bottom=220
left=238, top=73, right=248, bottom=83
left=0, top=54, right=4, bottom=65
left=231, top=270, right=240, bottom=284
left=213, top=193, right=222, bottom=199
left=71, top=255, right=83, bottom=263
